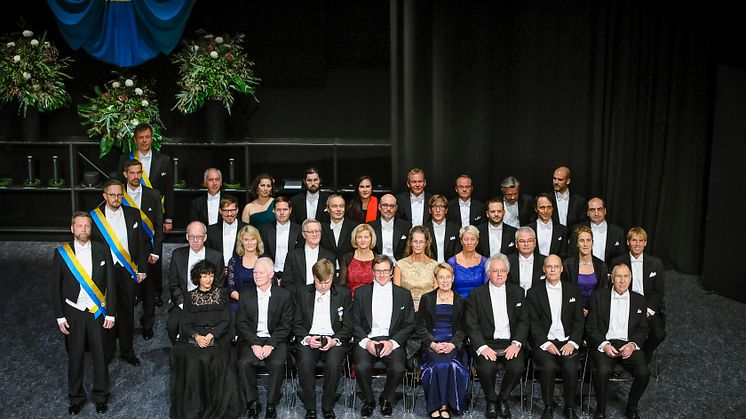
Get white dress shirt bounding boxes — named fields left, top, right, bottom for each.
left=536, top=219, right=553, bottom=256
left=488, top=223, right=503, bottom=257
left=308, top=290, right=335, bottom=336
left=304, top=245, right=320, bottom=285
left=555, top=191, right=569, bottom=226
left=544, top=281, right=570, bottom=344
left=358, top=280, right=400, bottom=349
left=57, top=241, right=115, bottom=324
left=104, top=206, right=129, bottom=266
left=127, top=184, right=142, bottom=208
left=380, top=218, right=395, bottom=260
left=459, top=199, right=471, bottom=227
left=306, top=192, right=319, bottom=221
left=604, top=290, right=630, bottom=344
left=431, top=220, right=446, bottom=263
left=274, top=221, right=291, bottom=272
left=256, top=287, right=272, bottom=338
left=207, top=192, right=220, bottom=225
left=410, top=193, right=425, bottom=226
left=137, top=150, right=153, bottom=178
left=630, top=254, right=644, bottom=295
left=186, top=247, right=206, bottom=292
left=488, top=282, right=511, bottom=340
left=222, top=220, right=238, bottom=264
left=330, top=220, right=343, bottom=246
left=503, top=200, right=520, bottom=228
left=518, top=254, right=534, bottom=294
left=591, top=221, right=608, bottom=261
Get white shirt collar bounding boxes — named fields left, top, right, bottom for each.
left=546, top=280, right=562, bottom=291
left=591, top=220, right=607, bottom=232
left=207, top=192, right=220, bottom=201
left=138, top=150, right=152, bottom=161
left=127, top=184, right=141, bottom=194
left=374, top=280, right=393, bottom=290
left=257, top=286, right=272, bottom=298
left=190, top=247, right=206, bottom=258
left=556, top=190, right=569, bottom=201
left=489, top=222, right=503, bottom=231
left=410, top=193, right=424, bottom=203
left=105, top=206, right=122, bottom=218
left=459, top=198, right=471, bottom=207
left=74, top=240, right=91, bottom=252
left=612, top=289, right=629, bottom=300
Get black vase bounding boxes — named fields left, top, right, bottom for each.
left=205, top=100, right=226, bottom=143
left=21, top=107, right=41, bottom=141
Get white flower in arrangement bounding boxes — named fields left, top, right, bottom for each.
left=215, top=37, right=224, bottom=44
left=141, top=100, right=149, bottom=107
left=130, top=118, right=139, bottom=126
left=112, top=81, right=121, bottom=88
left=32, top=84, right=40, bottom=91
left=204, top=34, right=214, bottom=39
left=12, top=55, right=21, bottom=63
left=125, top=79, right=134, bottom=87
left=191, top=45, right=199, bottom=52
left=134, top=87, right=144, bottom=96
left=6, top=42, right=15, bottom=47
left=22, top=30, right=33, bottom=37
left=44, top=41, right=50, bottom=46
left=210, top=51, right=219, bottom=59
left=30, top=39, right=39, bottom=46
left=22, top=72, right=31, bottom=80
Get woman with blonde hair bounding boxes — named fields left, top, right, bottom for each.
left=339, top=223, right=378, bottom=297
left=394, top=225, right=438, bottom=311
left=226, top=225, right=268, bottom=311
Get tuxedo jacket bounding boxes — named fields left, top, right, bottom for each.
left=395, top=191, right=433, bottom=225
left=567, top=221, right=627, bottom=264
left=290, top=191, right=330, bottom=224
left=585, top=288, right=649, bottom=350
left=562, top=256, right=610, bottom=292
left=293, top=284, right=354, bottom=344
left=369, top=218, right=411, bottom=261
left=465, top=282, right=529, bottom=350
left=611, top=253, right=665, bottom=314
left=549, top=191, right=586, bottom=227
left=168, top=245, right=226, bottom=307
left=138, top=186, right=164, bottom=256
left=206, top=220, right=248, bottom=259
left=119, top=151, right=174, bottom=220
left=507, top=253, right=546, bottom=288
left=91, top=203, right=148, bottom=275
left=352, top=282, right=415, bottom=346
left=500, top=194, right=536, bottom=226
left=236, top=285, right=294, bottom=348
left=526, top=280, right=584, bottom=348
left=189, top=193, right=223, bottom=226
left=447, top=198, right=486, bottom=227
left=320, top=218, right=358, bottom=262
left=260, top=221, right=303, bottom=262
left=281, top=246, right=337, bottom=295
left=528, top=221, right=568, bottom=258
left=416, top=289, right=467, bottom=349
left=51, top=240, right=117, bottom=319
left=477, top=223, right=518, bottom=257
left=427, top=220, right=462, bottom=262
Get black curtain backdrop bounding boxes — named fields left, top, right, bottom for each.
left=390, top=0, right=711, bottom=274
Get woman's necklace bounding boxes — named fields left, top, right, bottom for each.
left=437, top=290, right=452, bottom=302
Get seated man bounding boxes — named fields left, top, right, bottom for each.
left=465, top=253, right=528, bottom=419
left=236, top=257, right=295, bottom=419
left=294, top=259, right=354, bottom=419
left=586, top=263, right=650, bottom=419
left=526, top=255, right=584, bottom=419
left=353, top=255, right=415, bottom=418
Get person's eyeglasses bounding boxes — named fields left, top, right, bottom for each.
left=221, top=208, right=238, bottom=213
left=105, top=193, right=124, bottom=198
left=430, top=205, right=446, bottom=210
left=187, top=235, right=205, bottom=241
left=303, top=229, right=321, bottom=234
left=517, top=239, right=535, bottom=245
left=373, top=269, right=391, bottom=275
left=488, top=269, right=508, bottom=275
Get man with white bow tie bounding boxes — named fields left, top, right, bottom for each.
left=369, top=194, right=411, bottom=261
left=500, top=176, right=535, bottom=227
left=549, top=166, right=586, bottom=227
left=568, top=197, right=626, bottom=264
left=189, top=168, right=223, bottom=226
left=477, top=197, right=518, bottom=257
left=447, top=174, right=486, bottom=227
left=395, top=168, right=433, bottom=227
left=529, top=193, right=568, bottom=258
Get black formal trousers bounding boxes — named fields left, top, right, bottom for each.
left=473, top=339, right=525, bottom=403
left=105, top=264, right=136, bottom=359
left=64, top=304, right=109, bottom=404
left=237, top=338, right=287, bottom=405
left=644, top=314, right=666, bottom=362
left=139, top=259, right=159, bottom=331
left=591, top=340, right=650, bottom=413
left=353, top=342, right=407, bottom=404
left=532, top=340, right=580, bottom=408
left=296, top=343, right=348, bottom=411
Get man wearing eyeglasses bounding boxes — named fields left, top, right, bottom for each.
left=370, top=194, right=411, bottom=261
left=447, top=175, right=486, bottom=227
left=166, top=221, right=225, bottom=344
left=282, top=219, right=336, bottom=295
left=426, top=194, right=461, bottom=263
left=465, top=253, right=528, bottom=419
left=507, top=226, right=546, bottom=295
left=206, top=195, right=247, bottom=266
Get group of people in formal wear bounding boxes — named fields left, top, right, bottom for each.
left=51, top=123, right=666, bottom=419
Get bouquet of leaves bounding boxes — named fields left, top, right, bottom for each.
left=172, top=30, right=260, bottom=114
left=78, top=75, right=165, bottom=157
left=0, top=29, right=73, bottom=116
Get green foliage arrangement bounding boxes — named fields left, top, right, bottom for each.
left=0, top=29, right=73, bottom=116
left=172, top=30, right=260, bottom=114
left=78, top=75, right=165, bottom=157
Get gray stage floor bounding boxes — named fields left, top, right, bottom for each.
left=1, top=241, right=744, bottom=418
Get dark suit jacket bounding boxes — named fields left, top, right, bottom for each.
left=91, top=203, right=148, bottom=275
left=416, top=289, right=467, bottom=349
left=549, top=191, right=586, bottom=227
left=293, top=284, right=354, bottom=344
left=168, top=245, right=226, bottom=307
left=51, top=240, right=117, bottom=319
left=611, top=253, right=665, bottom=314
left=236, top=285, right=294, bottom=348
left=395, top=191, right=433, bottom=225
left=477, top=223, right=518, bottom=257
left=507, top=253, right=546, bottom=288
left=290, top=191, right=331, bottom=224
left=526, top=280, right=585, bottom=348
left=567, top=221, right=627, bottom=264
left=321, top=219, right=358, bottom=262
left=119, top=151, right=174, bottom=221
left=447, top=198, right=486, bottom=226
left=562, top=256, right=610, bottom=293
left=427, top=220, right=462, bottom=262
left=260, top=221, right=302, bottom=262
left=369, top=218, right=411, bottom=260
left=528, top=221, right=568, bottom=258
left=465, top=282, right=529, bottom=350
left=281, top=246, right=337, bottom=294
left=138, top=186, right=164, bottom=256
left=352, top=282, right=415, bottom=346
left=206, top=220, right=248, bottom=260
left=189, top=193, right=223, bottom=226
left=585, top=288, right=649, bottom=350
left=500, top=195, right=535, bottom=226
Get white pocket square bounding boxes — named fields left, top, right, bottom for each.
left=474, top=215, right=482, bottom=220
left=100, top=260, right=106, bottom=266
left=649, top=272, right=657, bottom=277
left=540, top=275, right=546, bottom=280
left=614, top=241, right=620, bottom=246
left=147, top=207, right=152, bottom=211
left=509, top=242, right=514, bottom=247
left=400, top=306, right=405, bottom=310
left=161, top=171, right=167, bottom=176
left=449, top=236, right=456, bottom=240
left=133, top=222, right=138, bottom=229
left=637, top=309, right=642, bottom=314
left=557, top=236, right=563, bottom=241
left=516, top=302, right=522, bottom=307
left=569, top=297, right=576, bottom=303
left=401, top=235, right=407, bottom=240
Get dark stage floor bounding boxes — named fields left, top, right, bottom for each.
left=1, top=242, right=744, bottom=418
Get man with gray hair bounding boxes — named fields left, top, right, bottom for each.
left=508, top=226, right=546, bottom=295
left=500, top=176, right=534, bottom=228
left=189, top=168, right=223, bottom=226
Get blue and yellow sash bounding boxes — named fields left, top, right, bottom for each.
left=129, top=151, right=153, bottom=188
left=90, top=208, right=139, bottom=280
left=121, top=191, right=155, bottom=243
left=57, top=244, right=107, bottom=319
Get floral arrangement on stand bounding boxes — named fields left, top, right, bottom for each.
left=0, top=29, right=73, bottom=116
left=78, top=75, right=165, bottom=157
left=172, top=30, right=260, bottom=114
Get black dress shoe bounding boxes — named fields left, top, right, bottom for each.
left=68, top=403, right=82, bottom=415
left=142, top=328, right=154, bottom=340
left=542, top=405, right=553, bottom=419
left=265, top=403, right=277, bottom=419
left=625, top=408, right=641, bottom=419
left=95, top=402, right=107, bottom=414
left=322, top=409, right=336, bottom=419
left=380, top=400, right=393, bottom=417
left=497, top=399, right=512, bottom=418
left=305, top=409, right=317, bottom=419
left=154, top=296, right=163, bottom=307
left=134, top=296, right=141, bottom=306
left=593, top=408, right=607, bottom=419
left=122, top=355, right=141, bottom=366
left=246, top=400, right=262, bottom=418
left=485, top=402, right=498, bottom=419
left=564, top=406, right=579, bottom=419
left=360, top=401, right=375, bottom=418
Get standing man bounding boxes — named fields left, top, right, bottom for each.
left=52, top=212, right=116, bottom=415
left=477, top=198, right=518, bottom=257
left=321, top=195, right=358, bottom=266
left=465, top=254, right=529, bottom=419
left=260, top=196, right=302, bottom=278
left=526, top=255, right=584, bottom=419
left=282, top=219, right=337, bottom=295
left=122, top=159, right=163, bottom=340
left=396, top=168, right=432, bottom=227
left=370, top=194, right=411, bottom=261
left=586, top=263, right=650, bottom=419
left=166, top=221, right=225, bottom=344
left=611, top=227, right=666, bottom=363
left=90, top=179, right=148, bottom=366
left=529, top=193, right=568, bottom=258
left=426, top=194, right=461, bottom=263
left=500, top=176, right=534, bottom=228
left=568, top=197, right=626, bottom=264
left=294, top=259, right=354, bottom=419
left=550, top=166, right=586, bottom=227
left=189, top=168, right=223, bottom=226
left=206, top=195, right=247, bottom=266
left=507, top=227, right=546, bottom=295
left=353, top=255, right=415, bottom=418
left=447, top=175, right=486, bottom=227
left=291, top=168, right=330, bottom=224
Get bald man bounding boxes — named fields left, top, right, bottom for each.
left=369, top=194, right=412, bottom=261
left=549, top=166, right=586, bottom=228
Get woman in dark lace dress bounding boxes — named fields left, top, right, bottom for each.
left=170, top=260, right=240, bottom=419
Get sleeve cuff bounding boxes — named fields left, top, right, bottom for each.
left=165, top=219, right=173, bottom=223
left=540, top=341, right=551, bottom=351
left=598, top=340, right=610, bottom=352
left=150, top=253, right=160, bottom=260
left=359, top=338, right=370, bottom=349
left=391, top=340, right=400, bottom=350
left=633, top=342, right=640, bottom=350
left=476, top=344, right=488, bottom=356
left=568, top=340, right=579, bottom=350
left=56, top=317, right=66, bottom=325
left=511, top=340, right=522, bottom=348
left=335, top=338, right=342, bottom=347
left=105, top=315, right=115, bottom=322
left=301, top=336, right=310, bottom=346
